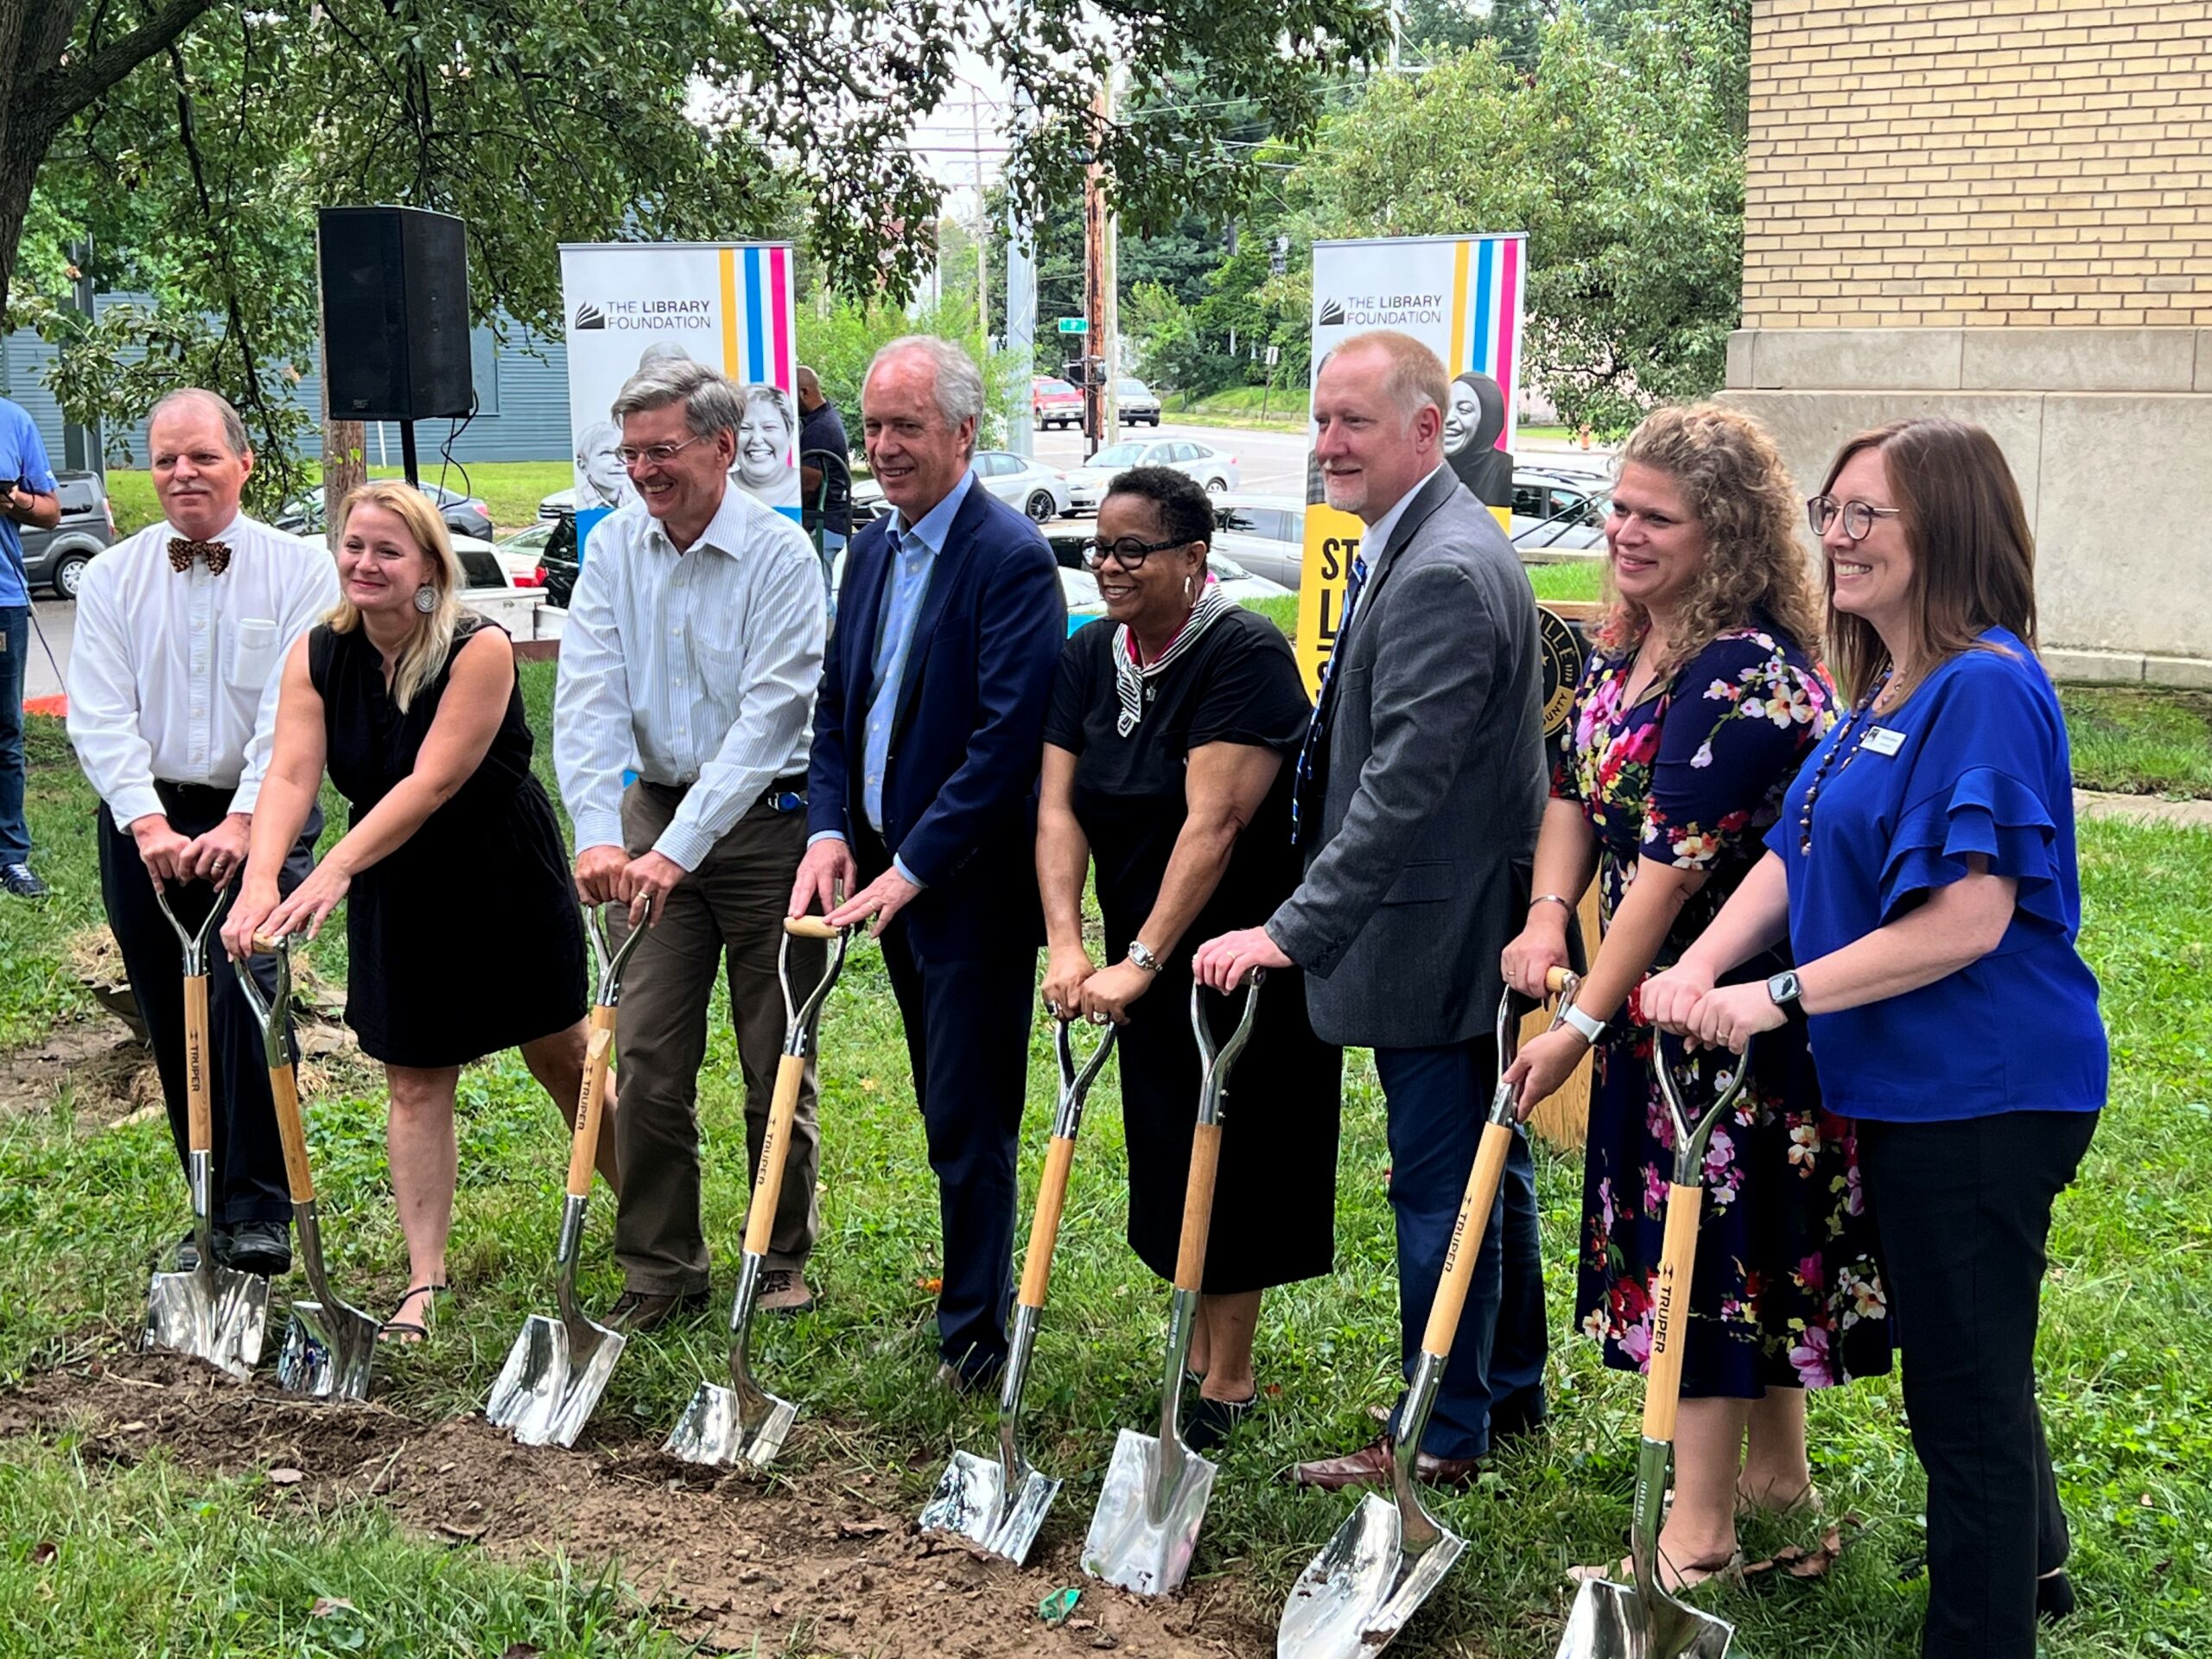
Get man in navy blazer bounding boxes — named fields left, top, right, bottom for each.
left=790, top=335, right=1065, bottom=1389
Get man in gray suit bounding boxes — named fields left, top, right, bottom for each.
left=1195, top=330, right=1548, bottom=1487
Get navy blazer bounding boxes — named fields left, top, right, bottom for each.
left=806, top=479, right=1066, bottom=958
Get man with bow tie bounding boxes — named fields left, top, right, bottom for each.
left=67, top=388, right=338, bottom=1277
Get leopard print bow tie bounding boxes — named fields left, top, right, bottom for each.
left=167, top=537, right=232, bottom=575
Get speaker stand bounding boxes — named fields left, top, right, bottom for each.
left=399, top=420, right=421, bottom=489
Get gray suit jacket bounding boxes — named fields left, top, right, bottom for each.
left=1268, top=467, right=1548, bottom=1050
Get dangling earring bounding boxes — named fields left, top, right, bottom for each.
left=1184, top=574, right=1196, bottom=601
left=413, top=584, right=438, bottom=614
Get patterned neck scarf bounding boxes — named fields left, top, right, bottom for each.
left=1114, top=586, right=1233, bottom=736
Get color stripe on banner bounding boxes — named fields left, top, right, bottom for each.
left=1493, top=238, right=1520, bottom=437
left=718, top=250, right=741, bottom=380
left=1448, top=240, right=1471, bottom=378
left=768, top=247, right=792, bottom=388
left=1473, top=238, right=1498, bottom=377
left=742, top=247, right=767, bottom=383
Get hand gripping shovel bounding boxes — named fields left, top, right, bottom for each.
left=486, top=905, right=645, bottom=1446
left=1082, top=972, right=1264, bottom=1597
left=1277, top=965, right=1577, bottom=1659
left=664, top=916, right=850, bottom=1468
left=143, top=879, right=269, bottom=1380
left=1554, top=1030, right=1755, bottom=1659
left=919, top=1014, right=1118, bottom=1561
left=235, top=934, right=380, bottom=1401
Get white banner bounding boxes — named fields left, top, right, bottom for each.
left=558, top=242, right=799, bottom=557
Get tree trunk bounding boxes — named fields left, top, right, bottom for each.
left=321, top=420, right=366, bottom=544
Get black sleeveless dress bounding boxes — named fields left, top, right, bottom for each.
left=308, top=618, right=586, bottom=1067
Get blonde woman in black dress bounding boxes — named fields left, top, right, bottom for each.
left=225, top=481, right=607, bottom=1340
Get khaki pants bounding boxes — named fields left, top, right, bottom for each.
left=611, top=781, right=822, bottom=1294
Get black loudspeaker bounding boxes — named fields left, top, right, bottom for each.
left=317, top=206, right=474, bottom=422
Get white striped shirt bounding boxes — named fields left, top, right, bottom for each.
left=554, top=486, right=825, bottom=871
left=66, top=512, right=339, bottom=829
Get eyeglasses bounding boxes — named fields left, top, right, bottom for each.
left=1080, top=536, right=1190, bottom=571
left=615, top=434, right=710, bottom=469
left=1807, top=494, right=1902, bottom=543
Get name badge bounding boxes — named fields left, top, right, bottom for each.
left=1863, top=726, right=1906, bottom=756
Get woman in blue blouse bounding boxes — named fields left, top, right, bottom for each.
left=1644, top=418, right=2106, bottom=1658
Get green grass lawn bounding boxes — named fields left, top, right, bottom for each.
left=2061, top=687, right=2212, bottom=798
left=2, top=672, right=2209, bottom=1656
left=107, top=462, right=575, bottom=538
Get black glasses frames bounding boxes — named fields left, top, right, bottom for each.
left=1806, top=494, right=1903, bottom=543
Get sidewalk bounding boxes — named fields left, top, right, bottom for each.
left=2075, top=789, right=2212, bottom=830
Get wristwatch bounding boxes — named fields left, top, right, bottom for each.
left=1559, top=1001, right=1607, bottom=1046
left=1766, top=969, right=1809, bottom=1025
left=1128, top=939, right=1164, bottom=974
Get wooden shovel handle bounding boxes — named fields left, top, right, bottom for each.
left=745, top=1052, right=807, bottom=1256
left=1641, top=1182, right=1704, bottom=1444
left=183, top=973, right=212, bottom=1156
left=1016, top=1135, right=1077, bottom=1310
left=270, top=1063, right=314, bottom=1205
left=564, top=1007, right=617, bottom=1198
left=784, top=915, right=841, bottom=940
left=1171, top=1121, right=1224, bottom=1294
left=1421, top=1119, right=1513, bottom=1358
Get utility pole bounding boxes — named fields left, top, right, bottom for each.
left=61, top=241, right=103, bottom=474
left=1004, top=94, right=1037, bottom=459
left=1081, top=69, right=1121, bottom=454
left=969, top=93, right=988, bottom=341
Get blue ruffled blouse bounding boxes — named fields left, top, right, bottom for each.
left=1767, top=628, right=2107, bottom=1122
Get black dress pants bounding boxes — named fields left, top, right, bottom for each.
left=96, top=782, right=320, bottom=1228
left=1858, top=1109, right=2097, bottom=1659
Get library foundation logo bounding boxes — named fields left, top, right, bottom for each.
left=1315, top=292, right=1446, bottom=330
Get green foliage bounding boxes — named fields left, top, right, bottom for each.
left=2060, top=689, right=2212, bottom=799
left=799, top=293, right=1019, bottom=452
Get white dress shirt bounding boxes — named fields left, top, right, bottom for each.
left=555, top=484, right=826, bottom=872
left=67, top=512, right=340, bottom=830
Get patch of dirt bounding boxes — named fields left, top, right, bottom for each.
left=0, top=1020, right=162, bottom=1128
left=0, top=1351, right=1268, bottom=1658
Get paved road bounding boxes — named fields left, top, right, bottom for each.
left=20, top=600, right=73, bottom=707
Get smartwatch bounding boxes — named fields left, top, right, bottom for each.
left=1559, top=1002, right=1607, bottom=1046
left=1766, top=969, right=1809, bottom=1025
left=1128, top=939, right=1164, bottom=974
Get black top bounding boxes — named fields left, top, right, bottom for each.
left=307, top=616, right=585, bottom=1067
left=799, top=401, right=852, bottom=535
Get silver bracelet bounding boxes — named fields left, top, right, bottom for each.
left=1529, top=893, right=1574, bottom=915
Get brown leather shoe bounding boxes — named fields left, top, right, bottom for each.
left=1290, top=1435, right=1484, bottom=1491
left=605, top=1288, right=709, bottom=1332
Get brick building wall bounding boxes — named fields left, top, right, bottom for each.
left=1744, top=0, right=2212, bottom=329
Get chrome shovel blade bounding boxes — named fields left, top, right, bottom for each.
left=276, top=1299, right=379, bottom=1401
left=1080, top=1428, right=1218, bottom=1597
left=663, top=1381, right=797, bottom=1470
left=484, top=1313, right=626, bottom=1447
left=1554, top=1576, right=1734, bottom=1659
left=145, top=1263, right=268, bottom=1381
left=919, top=1448, right=1061, bottom=1566
left=1277, top=1491, right=1465, bottom=1659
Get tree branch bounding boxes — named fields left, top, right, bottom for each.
left=19, top=0, right=219, bottom=132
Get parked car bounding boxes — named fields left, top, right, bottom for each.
left=279, top=480, right=494, bottom=543
left=969, top=449, right=1076, bottom=522
left=1057, top=549, right=1291, bottom=627
left=1510, top=469, right=1608, bottom=550
left=1032, top=376, right=1084, bottom=429
left=1115, top=378, right=1162, bottom=426
left=487, top=521, right=551, bottom=588
left=451, top=535, right=519, bottom=590
left=532, top=510, right=582, bottom=608
left=16, top=470, right=117, bottom=599
left=537, top=486, right=575, bottom=520
left=1210, top=493, right=1307, bottom=590
left=1065, top=437, right=1241, bottom=505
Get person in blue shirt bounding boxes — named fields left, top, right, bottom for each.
left=1643, top=418, right=2106, bottom=1659
left=0, top=396, right=62, bottom=899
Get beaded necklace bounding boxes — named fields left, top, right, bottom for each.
left=1795, top=669, right=1892, bottom=855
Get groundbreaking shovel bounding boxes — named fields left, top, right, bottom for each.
left=1082, top=972, right=1263, bottom=1598
left=1554, top=1028, right=1755, bottom=1659
left=486, top=905, right=645, bottom=1446
left=235, top=934, right=380, bottom=1402
left=919, top=1014, right=1118, bottom=1562
left=665, top=915, right=850, bottom=1469
left=1277, top=965, right=1578, bottom=1659
left=143, top=878, right=269, bottom=1381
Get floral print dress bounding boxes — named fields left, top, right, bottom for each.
left=1554, top=624, right=1891, bottom=1396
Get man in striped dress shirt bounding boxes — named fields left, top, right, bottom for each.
left=555, top=359, right=829, bottom=1329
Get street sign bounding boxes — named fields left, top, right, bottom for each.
left=1264, top=345, right=1281, bottom=366
left=1058, top=316, right=1089, bottom=334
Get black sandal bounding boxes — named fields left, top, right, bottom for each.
left=379, top=1282, right=449, bottom=1344
left=1185, top=1391, right=1258, bottom=1455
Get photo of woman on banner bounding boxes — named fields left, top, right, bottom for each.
left=1443, top=369, right=1514, bottom=510
left=734, top=382, right=799, bottom=509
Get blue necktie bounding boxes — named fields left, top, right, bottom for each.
left=1291, top=551, right=1368, bottom=845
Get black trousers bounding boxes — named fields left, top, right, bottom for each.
left=1858, top=1109, right=2097, bottom=1659
left=96, top=782, right=320, bottom=1227
left=874, top=919, right=1038, bottom=1386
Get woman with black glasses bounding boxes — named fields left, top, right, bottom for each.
left=1643, top=419, right=2105, bottom=1658
left=1037, top=465, right=1340, bottom=1449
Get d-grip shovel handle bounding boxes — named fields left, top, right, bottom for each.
left=747, top=1053, right=805, bottom=1258
left=1018, top=1020, right=1116, bottom=1311
left=1643, top=1032, right=1757, bottom=1447
left=1422, top=965, right=1579, bottom=1360
left=184, top=971, right=213, bottom=1157
left=1173, top=976, right=1263, bottom=1294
